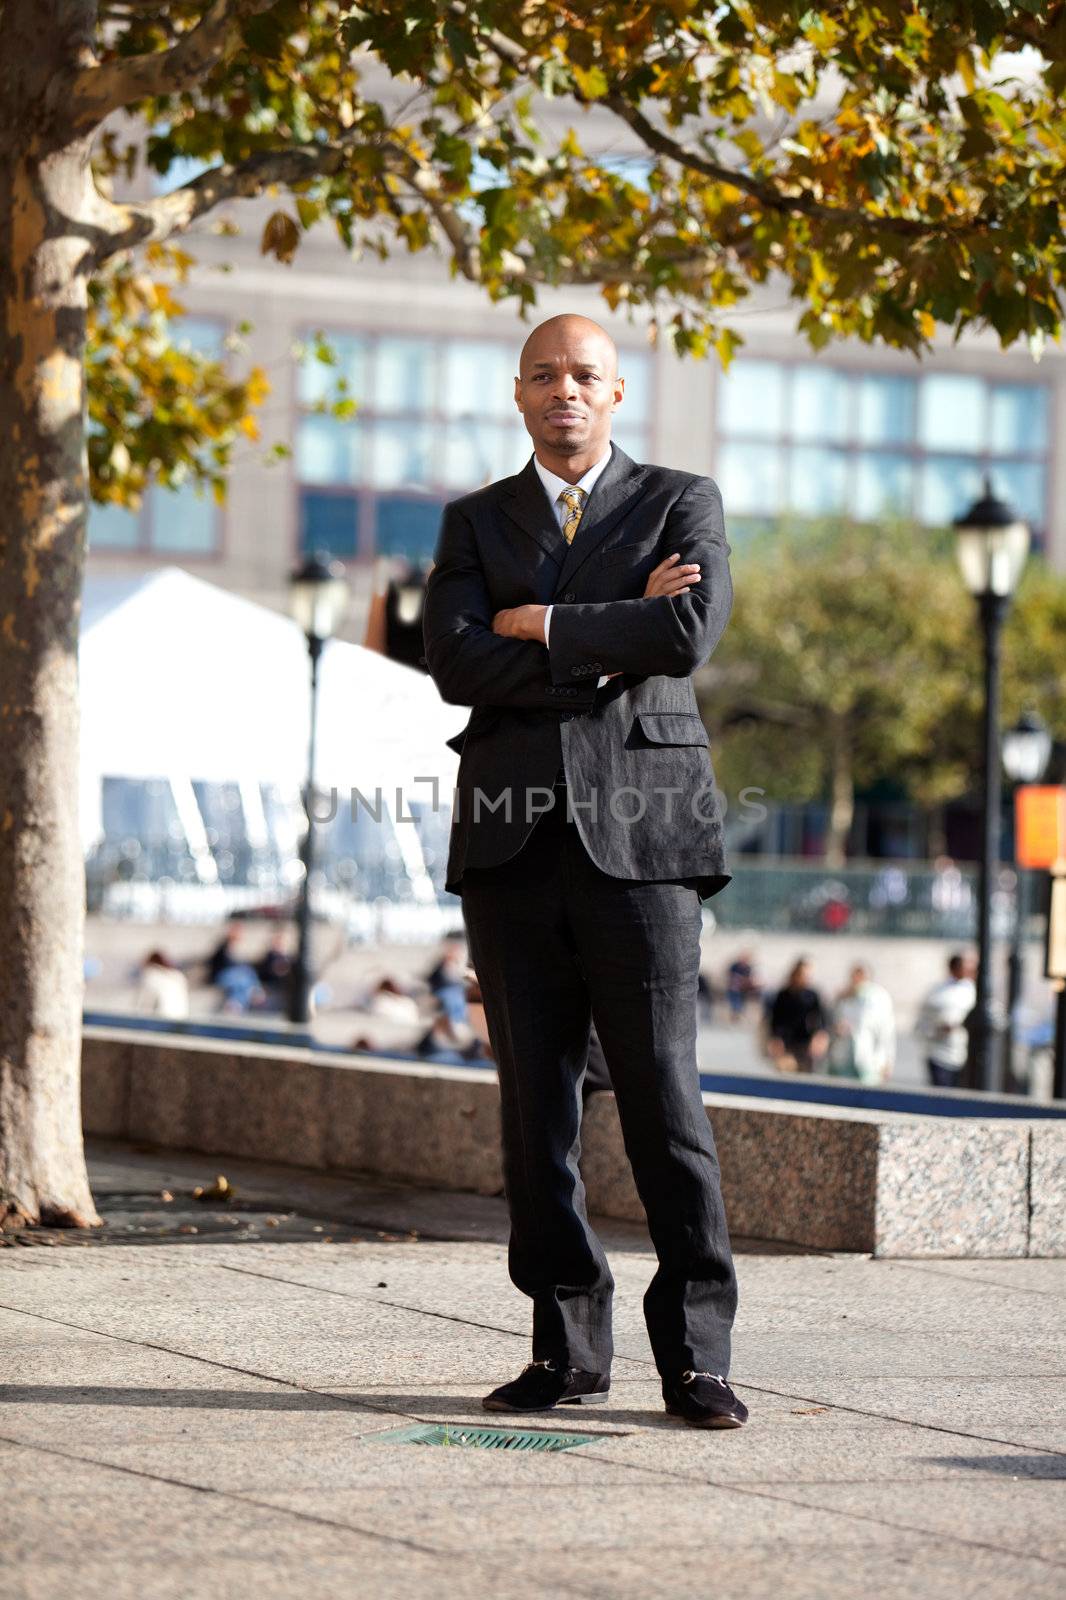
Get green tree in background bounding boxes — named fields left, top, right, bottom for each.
left=703, top=523, right=1066, bottom=864
left=4, top=0, right=1066, bottom=1228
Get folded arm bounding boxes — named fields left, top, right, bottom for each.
left=546, top=477, right=733, bottom=681
left=423, top=500, right=597, bottom=710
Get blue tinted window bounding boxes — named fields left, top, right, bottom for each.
left=611, top=424, right=646, bottom=466
left=376, top=338, right=435, bottom=413
left=442, top=343, right=517, bottom=420
left=376, top=498, right=444, bottom=562
left=172, top=317, right=223, bottom=357
left=718, top=361, right=786, bottom=439
left=297, top=334, right=368, bottom=408
left=300, top=490, right=360, bottom=557
left=89, top=501, right=141, bottom=550
left=918, top=374, right=986, bottom=452
left=151, top=484, right=216, bottom=553
left=990, top=460, right=1045, bottom=526
left=854, top=453, right=914, bottom=519
left=791, top=366, right=850, bottom=444
left=989, top=384, right=1048, bottom=455
left=441, top=421, right=525, bottom=491
left=857, top=376, right=915, bottom=446
left=917, top=456, right=986, bottom=525
left=296, top=415, right=365, bottom=485
left=717, top=441, right=785, bottom=515
left=370, top=422, right=435, bottom=489
left=789, top=447, right=849, bottom=514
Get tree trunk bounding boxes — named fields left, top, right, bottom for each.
left=0, top=7, right=101, bottom=1228
left=825, top=717, right=854, bottom=870
left=926, top=804, right=948, bottom=862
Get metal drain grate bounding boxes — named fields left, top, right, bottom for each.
left=369, top=1423, right=598, bottom=1452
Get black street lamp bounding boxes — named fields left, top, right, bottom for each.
left=287, top=551, right=350, bottom=1027
left=1002, top=711, right=1052, bottom=1085
left=954, top=477, right=1030, bottom=1092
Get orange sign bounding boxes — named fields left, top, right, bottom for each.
left=1016, top=785, right=1066, bottom=869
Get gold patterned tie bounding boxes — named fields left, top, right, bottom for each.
left=558, top=486, right=587, bottom=545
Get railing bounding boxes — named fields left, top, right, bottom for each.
left=712, top=858, right=1041, bottom=941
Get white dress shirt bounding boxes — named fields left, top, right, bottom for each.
left=533, top=447, right=613, bottom=687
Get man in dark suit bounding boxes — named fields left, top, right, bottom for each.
left=422, top=314, right=746, bottom=1429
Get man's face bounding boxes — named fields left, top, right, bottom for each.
left=514, top=323, right=624, bottom=460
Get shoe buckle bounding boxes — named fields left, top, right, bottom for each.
left=681, top=1369, right=726, bottom=1385
left=527, top=1359, right=558, bottom=1373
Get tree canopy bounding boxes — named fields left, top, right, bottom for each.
left=72, top=0, right=1066, bottom=503
left=703, top=520, right=1066, bottom=860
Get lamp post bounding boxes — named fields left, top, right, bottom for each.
left=1002, top=712, right=1052, bottom=1085
left=954, top=477, right=1030, bottom=1092
left=287, top=551, right=350, bottom=1027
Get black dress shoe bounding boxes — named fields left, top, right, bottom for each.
left=663, top=1370, right=748, bottom=1429
left=482, top=1360, right=610, bottom=1413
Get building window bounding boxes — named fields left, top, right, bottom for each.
left=715, top=358, right=1050, bottom=537
left=295, top=331, right=652, bottom=564
left=88, top=317, right=225, bottom=556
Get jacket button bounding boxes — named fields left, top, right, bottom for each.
left=560, top=711, right=575, bottom=722
left=563, top=591, right=576, bottom=602
left=571, top=666, right=582, bottom=677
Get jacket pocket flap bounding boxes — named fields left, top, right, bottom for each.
left=636, top=712, right=708, bottom=746
left=600, top=537, right=660, bottom=565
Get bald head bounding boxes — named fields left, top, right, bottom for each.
left=518, top=315, right=618, bottom=381
left=514, top=314, right=625, bottom=479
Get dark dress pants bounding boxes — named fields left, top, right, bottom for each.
left=460, top=782, right=738, bottom=1383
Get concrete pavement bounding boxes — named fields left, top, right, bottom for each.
left=2, top=1139, right=1066, bottom=1598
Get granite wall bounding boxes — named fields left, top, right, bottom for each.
left=81, top=1026, right=1064, bottom=1258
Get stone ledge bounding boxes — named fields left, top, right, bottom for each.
left=81, top=1026, right=1059, bottom=1258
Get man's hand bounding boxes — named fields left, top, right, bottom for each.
left=644, top=552, right=701, bottom=599
left=491, top=604, right=549, bottom=643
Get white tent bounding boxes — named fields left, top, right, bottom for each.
left=78, top=567, right=463, bottom=896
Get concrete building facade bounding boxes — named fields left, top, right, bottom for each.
left=86, top=192, right=1066, bottom=646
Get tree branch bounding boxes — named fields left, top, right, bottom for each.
left=87, top=142, right=351, bottom=267
left=63, top=0, right=278, bottom=132
left=605, top=92, right=987, bottom=241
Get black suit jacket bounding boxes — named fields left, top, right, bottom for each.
left=422, top=442, right=733, bottom=901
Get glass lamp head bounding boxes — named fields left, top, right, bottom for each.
left=289, top=550, right=350, bottom=639
left=953, top=476, right=1029, bottom=598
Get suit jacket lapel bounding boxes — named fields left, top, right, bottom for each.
left=499, top=457, right=564, bottom=563
left=497, top=443, right=651, bottom=585
left=554, top=444, right=650, bottom=592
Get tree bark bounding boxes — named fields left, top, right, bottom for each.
left=0, top=3, right=101, bottom=1228
left=825, top=717, right=854, bottom=870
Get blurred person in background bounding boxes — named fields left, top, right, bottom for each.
left=362, top=975, right=421, bottom=1026
left=765, top=958, right=830, bottom=1073
left=725, top=949, right=760, bottom=1024
left=424, top=932, right=469, bottom=1028
left=199, top=921, right=264, bottom=1014
left=916, top=951, right=977, bottom=1088
left=133, top=950, right=189, bottom=1020
left=254, top=932, right=292, bottom=1012
left=204, top=920, right=244, bottom=985
left=828, top=962, right=896, bottom=1083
